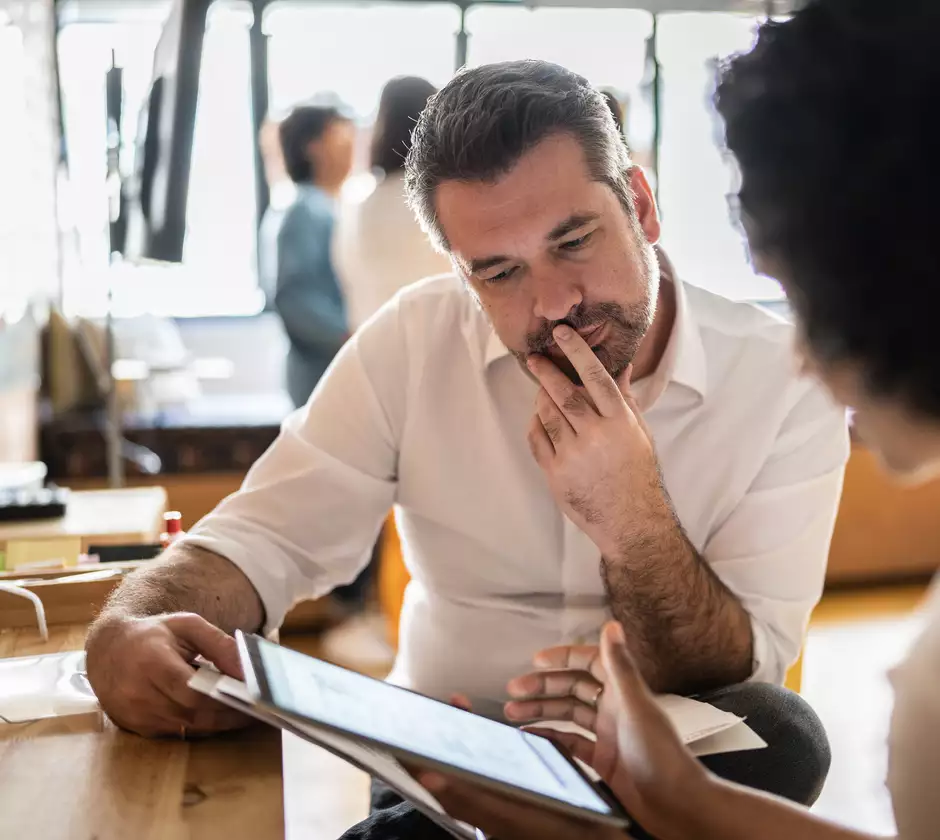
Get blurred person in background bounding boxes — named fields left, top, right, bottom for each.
left=269, top=104, right=355, bottom=408
left=335, top=76, right=451, bottom=329
left=327, top=78, right=452, bottom=667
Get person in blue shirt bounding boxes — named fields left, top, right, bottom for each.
left=273, top=105, right=355, bottom=408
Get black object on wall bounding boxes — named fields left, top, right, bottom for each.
left=123, top=0, right=211, bottom=263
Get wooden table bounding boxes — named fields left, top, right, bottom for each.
left=0, top=624, right=370, bottom=840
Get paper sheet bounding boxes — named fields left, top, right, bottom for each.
left=537, top=693, right=765, bottom=755
left=0, top=651, right=98, bottom=723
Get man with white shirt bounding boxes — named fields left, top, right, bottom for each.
left=84, top=60, right=847, bottom=832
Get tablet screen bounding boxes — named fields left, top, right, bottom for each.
left=251, top=637, right=617, bottom=818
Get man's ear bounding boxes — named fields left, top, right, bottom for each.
left=628, top=167, right=661, bottom=246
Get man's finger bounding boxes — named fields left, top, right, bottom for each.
left=552, top=325, right=623, bottom=418
left=147, top=650, right=232, bottom=718
left=449, top=694, right=473, bottom=712
left=146, top=664, right=249, bottom=734
left=506, top=669, right=603, bottom=706
left=531, top=644, right=604, bottom=680
left=527, top=413, right=555, bottom=464
left=107, top=689, right=196, bottom=737
left=187, top=704, right=252, bottom=734
left=504, top=697, right=597, bottom=730
left=615, top=363, right=636, bottom=402
left=615, top=363, right=651, bottom=436
left=165, top=613, right=243, bottom=678
left=528, top=354, right=598, bottom=430
left=535, top=388, right=574, bottom=447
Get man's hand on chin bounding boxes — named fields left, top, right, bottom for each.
left=525, top=325, right=668, bottom=560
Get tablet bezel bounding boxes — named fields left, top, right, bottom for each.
left=236, top=631, right=630, bottom=830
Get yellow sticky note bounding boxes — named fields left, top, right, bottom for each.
left=5, top=538, right=82, bottom=570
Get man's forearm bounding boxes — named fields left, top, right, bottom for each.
left=94, top=544, right=265, bottom=635
left=602, top=495, right=753, bottom=694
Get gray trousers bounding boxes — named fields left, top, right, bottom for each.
left=337, top=682, right=830, bottom=839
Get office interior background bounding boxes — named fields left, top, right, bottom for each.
left=0, top=1, right=937, bottom=837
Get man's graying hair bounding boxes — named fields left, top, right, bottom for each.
left=404, top=60, right=634, bottom=251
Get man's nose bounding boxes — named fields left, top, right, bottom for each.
left=531, top=273, right=583, bottom=322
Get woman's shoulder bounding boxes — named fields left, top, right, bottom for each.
left=892, top=581, right=940, bottom=687
left=886, top=580, right=940, bottom=839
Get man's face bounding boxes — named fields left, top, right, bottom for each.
left=308, top=119, right=356, bottom=185
left=434, top=133, right=662, bottom=383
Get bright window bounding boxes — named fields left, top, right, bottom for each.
left=57, top=11, right=165, bottom=308
left=265, top=2, right=461, bottom=119
left=183, top=1, right=259, bottom=311
left=57, top=0, right=261, bottom=317
left=657, top=12, right=781, bottom=301
left=465, top=6, right=655, bottom=169
left=0, top=21, right=31, bottom=313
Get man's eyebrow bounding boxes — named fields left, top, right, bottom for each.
left=467, top=255, right=513, bottom=274
left=547, top=213, right=600, bottom=242
left=460, top=213, right=600, bottom=273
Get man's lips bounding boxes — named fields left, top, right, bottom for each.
left=528, top=322, right=610, bottom=363
left=576, top=322, right=606, bottom=346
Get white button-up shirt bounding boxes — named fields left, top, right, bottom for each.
left=185, top=275, right=849, bottom=702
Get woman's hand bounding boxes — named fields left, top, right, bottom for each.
left=528, top=622, right=713, bottom=840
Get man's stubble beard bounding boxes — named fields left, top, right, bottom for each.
left=462, top=236, right=660, bottom=385
left=516, top=241, right=659, bottom=385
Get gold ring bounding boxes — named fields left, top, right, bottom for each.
left=179, top=724, right=188, bottom=741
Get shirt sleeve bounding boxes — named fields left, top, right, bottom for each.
left=704, top=378, right=850, bottom=684
left=887, top=585, right=940, bottom=840
left=180, top=298, right=408, bottom=633
left=274, top=204, right=348, bottom=355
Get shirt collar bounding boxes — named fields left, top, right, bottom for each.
left=480, top=278, right=708, bottom=400
left=667, top=278, right=708, bottom=399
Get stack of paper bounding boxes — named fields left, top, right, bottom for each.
left=657, top=693, right=766, bottom=757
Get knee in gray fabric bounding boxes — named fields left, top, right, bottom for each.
left=699, top=682, right=831, bottom=806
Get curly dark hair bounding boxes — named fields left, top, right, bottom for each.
left=716, top=0, right=940, bottom=418
left=404, top=60, right=631, bottom=251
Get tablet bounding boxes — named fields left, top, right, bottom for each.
left=237, top=632, right=629, bottom=829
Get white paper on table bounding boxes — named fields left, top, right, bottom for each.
left=0, top=651, right=99, bottom=723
